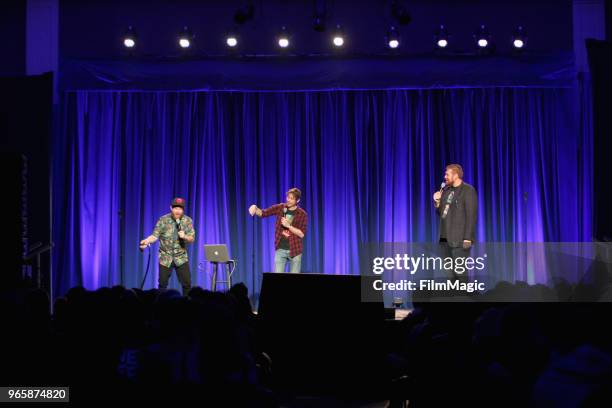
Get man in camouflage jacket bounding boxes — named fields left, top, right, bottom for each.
left=140, top=197, right=195, bottom=294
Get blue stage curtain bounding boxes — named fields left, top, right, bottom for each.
left=52, top=87, right=592, bottom=299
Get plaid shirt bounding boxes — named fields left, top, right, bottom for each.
left=261, top=203, right=308, bottom=258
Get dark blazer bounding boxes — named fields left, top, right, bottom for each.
left=436, top=182, right=478, bottom=247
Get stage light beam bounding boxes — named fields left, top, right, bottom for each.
left=122, top=26, right=136, bottom=49
left=474, top=25, right=491, bottom=50
left=226, top=31, right=239, bottom=48
left=178, top=26, right=193, bottom=49
left=277, top=26, right=290, bottom=48
left=512, top=26, right=527, bottom=49
left=435, top=25, right=449, bottom=49
left=386, top=26, right=400, bottom=49
left=332, top=25, right=345, bottom=48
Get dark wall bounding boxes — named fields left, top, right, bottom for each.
left=607, top=0, right=612, bottom=40
left=59, top=0, right=573, bottom=59
left=0, top=1, right=26, bottom=75
left=0, top=74, right=53, bottom=286
left=586, top=39, right=612, bottom=241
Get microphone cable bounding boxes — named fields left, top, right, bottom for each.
left=140, top=243, right=152, bottom=290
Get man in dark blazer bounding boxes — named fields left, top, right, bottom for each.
left=433, top=164, right=478, bottom=282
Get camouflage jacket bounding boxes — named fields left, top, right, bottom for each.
left=152, top=213, right=195, bottom=267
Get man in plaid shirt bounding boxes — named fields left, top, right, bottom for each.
left=249, top=188, right=308, bottom=273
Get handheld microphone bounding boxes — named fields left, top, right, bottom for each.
left=282, top=206, right=288, bottom=229
left=176, top=218, right=183, bottom=240
left=435, top=182, right=446, bottom=207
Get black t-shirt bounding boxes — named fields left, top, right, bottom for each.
left=440, top=186, right=457, bottom=239
left=279, top=208, right=296, bottom=250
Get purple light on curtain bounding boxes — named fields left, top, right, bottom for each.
left=52, top=87, right=592, bottom=298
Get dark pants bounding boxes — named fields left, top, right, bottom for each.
left=439, top=239, right=470, bottom=284
left=159, top=262, right=191, bottom=295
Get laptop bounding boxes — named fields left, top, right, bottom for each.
left=204, top=244, right=230, bottom=263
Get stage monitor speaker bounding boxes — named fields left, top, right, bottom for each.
left=257, top=272, right=385, bottom=394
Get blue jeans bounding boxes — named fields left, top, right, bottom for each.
left=274, top=249, right=302, bottom=273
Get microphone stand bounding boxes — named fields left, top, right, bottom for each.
left=119, top=209, right=124, bottom=287
left=252, top=209, right=255, bottom=301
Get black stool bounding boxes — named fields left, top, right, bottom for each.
left=211, top=260, right=235, bottom=291
left=204, top=244, right=235, bottom=291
